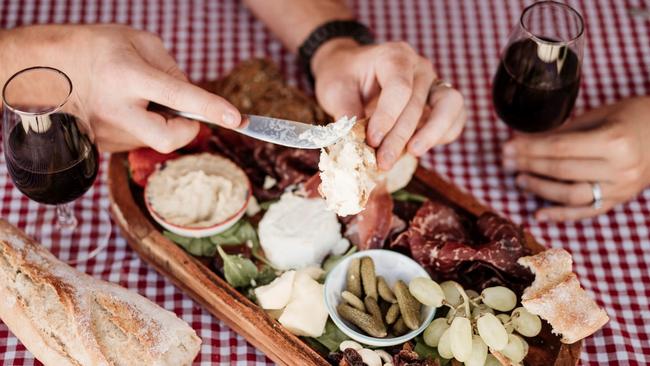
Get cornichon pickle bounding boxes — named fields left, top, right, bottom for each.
left=364, top=296, right=384, bottom=326
left=385, top=303, right=400, bottom=325
left=392, top=317, right=409, bottom=337
left=337, top=303, right=387, bottom=338
left=393, top=280, right=421, bottom=330
left=341, top=291, right=366, bottom=312
left=360, top=257, right=377, bottom=299
left=377, top=276, right=397, bottom=303
left=346, top=258, right=362, bottom=298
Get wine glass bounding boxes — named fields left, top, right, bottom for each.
left=492, top=1, right=584, bottom=133
left=2, top=66, right=110, bottom=263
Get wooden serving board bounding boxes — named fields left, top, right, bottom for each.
left=107, top=153, right=582, bottom=366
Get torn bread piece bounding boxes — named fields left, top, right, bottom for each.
left=518, top=248, right=609, bottom=344
left=318, top=118, right=420, bottom=216
left=0, top=220, right=201, bottom=366
left=318, top=118, right=377, bottom=216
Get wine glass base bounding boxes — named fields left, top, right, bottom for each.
left=17, top=199, right=112, bottom=265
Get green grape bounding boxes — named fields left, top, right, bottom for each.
left=464, top=335, right=488, bottom=366
left=511, top=307, right=542, bottom=337
left=409, top=277, right=445, bottom=307
left=481, top=286, right=517, bottom=312
left=466, top=289, right=480, bottom=299
left=440, top=280, right=463, bottom=307
left=471, top=303, right=494, bottom=318
left=437, top=328, right=453, bottom=359
left=513, top=334, right=529, bottom=358
left=476, top=313, right=508, bottom=350
left=496, top=313, right=514, bottom=334
left=501, top=334, right=526, bottom=363
left=484, top=354, right=501, bottom=366
left=449, top=317, right=473, bottom=362
left=423, top=318, right=449, bottom=347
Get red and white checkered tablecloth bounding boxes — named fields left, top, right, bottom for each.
left=0, top=1, right=648, bottom=365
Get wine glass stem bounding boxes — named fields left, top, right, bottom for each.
left=56, top=203, right=78, bottom=233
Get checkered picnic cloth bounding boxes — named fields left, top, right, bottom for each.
left=0, top=0, right=648, bottom=365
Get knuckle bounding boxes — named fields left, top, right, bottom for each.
left=606, top=130, right=632, bottom=156
left=390, top=41, right=413, bottom=53
left=391, top=127, right=412, bottom=145
left=391, top=79, right=413, bottom=99
left=620, top=167, right=643, bottom=183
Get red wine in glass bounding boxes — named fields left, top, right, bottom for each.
left=492, top=1, right=584, bottom=133
left=5, top=112, right=99, bottom=204
left=2, top=66, right=110, bottom=263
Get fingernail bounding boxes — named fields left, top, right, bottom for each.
left=372, top=132, right=384, bottom=144
left=503, top=158, right=517, bottom=172
left=502, top=143, right=516, bottom=156
left=536, top=213, right=548, bottom=221
left=222, top=111, right=238, bottom=127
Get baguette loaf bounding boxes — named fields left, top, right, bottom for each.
left=0, top=220, right=201, bottom=366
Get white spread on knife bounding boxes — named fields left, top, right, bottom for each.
left=318, top=118, right=377, bottom=216
left=147, top=153, right=249, bottom=227
left=258, top=192, right=349, bottom=270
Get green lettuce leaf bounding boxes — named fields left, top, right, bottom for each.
left=313, top=319, right=350, bottom=353
left=163, top=231, right=217, bottom=257
left=322, top=246, right=357, bottom=274
left=217, top=245, right=259, bottom=288
left=392, top=189, right=428, bottom=203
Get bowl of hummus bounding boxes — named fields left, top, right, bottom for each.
left=144, top=153, right=252, bottom=238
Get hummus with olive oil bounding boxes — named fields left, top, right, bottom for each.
left=146, top=153, right=249, bottom=227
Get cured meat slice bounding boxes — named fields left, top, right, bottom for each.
left=390, top=200, right=470, bottom=254
left=344, top=184, right=394, bottom=250
left=390, top=201, right=530, bottom=285
left=209, top=129, right=320, bottom=200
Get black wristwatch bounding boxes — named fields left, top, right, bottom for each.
left=298, top=20, right=375, bottom=86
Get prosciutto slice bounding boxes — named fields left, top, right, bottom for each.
left=344, top=184, right=395, bottom=250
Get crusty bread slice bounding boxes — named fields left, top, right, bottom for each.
left=519, top=248, right=573, bottom=301
left=518, top=249, right=609, bottom=344
left=0, top=220, right=201, bottom=366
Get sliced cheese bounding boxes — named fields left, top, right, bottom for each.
left=254, top=271, right=296, bottom=310
left=278, top=272, right=328, bottom=337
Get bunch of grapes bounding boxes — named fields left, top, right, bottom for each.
left=415, top=279, right=542, bottom=366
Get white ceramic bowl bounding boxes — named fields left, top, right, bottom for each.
left=144, top=154, right=252, bottom=238
left=324, top=249, right=436, bottom=347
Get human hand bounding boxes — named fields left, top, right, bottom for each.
left=502, top=96, right=650, bottom=221
left=311, top=39, right=466, bottom=170
left=1, top=24, right=241, bottom=153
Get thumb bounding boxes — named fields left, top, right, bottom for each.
left=316, top=80, right=365, bottom=120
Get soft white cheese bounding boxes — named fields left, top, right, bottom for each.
left=258, top=192, right=349, bottom=270
left=147, top=153, right=249, bottom=227
left=318, top=121, right=377, bottom=216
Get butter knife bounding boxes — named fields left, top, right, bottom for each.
left=148, top=102, right=354, bottom=149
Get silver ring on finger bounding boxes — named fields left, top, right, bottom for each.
left=432, top=78, right=453, bottom=89
left=591, top=182, right=603, bottom=209
left=428, top=79, right=453, bottom=101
